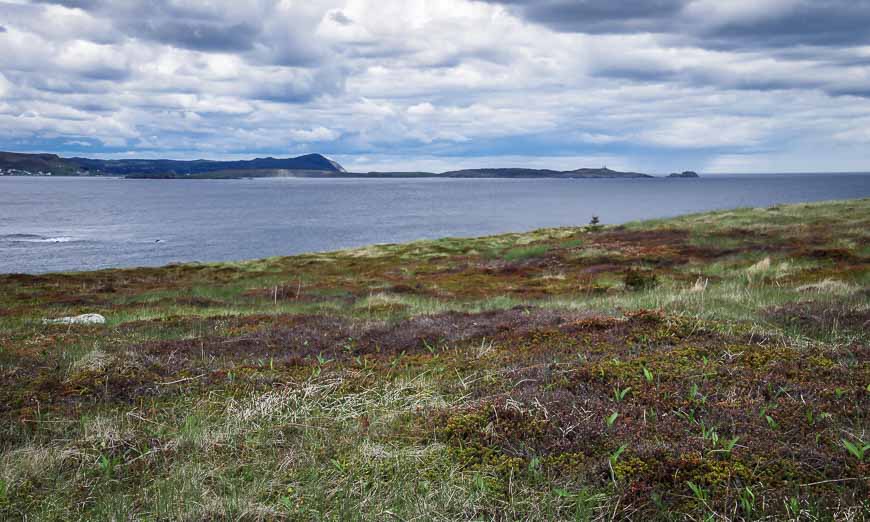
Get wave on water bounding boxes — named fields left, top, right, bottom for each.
left=0, top=233, right=78, bottom=243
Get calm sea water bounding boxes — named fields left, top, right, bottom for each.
left=1, top=174, right=868, bottom=274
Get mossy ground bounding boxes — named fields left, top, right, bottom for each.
left=1, top=198, right=868, bottom=520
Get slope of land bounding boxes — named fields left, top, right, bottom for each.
left=0, top=152, right=79, bottom=175
left=0, top=152, right=345, bottom=177
left=0, top=199, right=867, bottom=520
left=440, top=167, right=652, bottom=178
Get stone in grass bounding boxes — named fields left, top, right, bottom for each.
left=43, top=313, right=106, bottom=325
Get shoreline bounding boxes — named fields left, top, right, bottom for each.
left=1, top=197, right=865, bottom=277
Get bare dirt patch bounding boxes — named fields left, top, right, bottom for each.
left=765, top=301, right=870, bottom=339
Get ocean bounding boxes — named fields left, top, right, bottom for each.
left=1, top=173, right=868, bottom=273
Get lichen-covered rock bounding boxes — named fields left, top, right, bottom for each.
left=43, top=313, right=106, bottom=325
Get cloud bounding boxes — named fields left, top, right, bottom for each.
left=0, top=72, right=10, bottom=97
left=329, top=10, right=353, bottom=25
left=55, top=40, right=130, bottom=80
left=0, top=0, right=867, bottom=173
left=690, top=1, right=870, bottom=50
left=481, top=0, right=686, bottom=33
left=637, top=116, right=776, bottom=148
left=288, top=127, right=340, bottom=142
left=407, top=102, right=436, bottom=116
left=482, top=0, right=870, bottom=49
left=134, top=19, right=261, bottom=53
left=33, top=0, right=330, bottom=61
left=574, top=132, right=622, bottom=145
left=243, top=66, right=346, bottom=103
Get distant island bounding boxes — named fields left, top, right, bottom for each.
left=0, top=151, right=698, bottom=179
left=667, top=171, right=699, bottom=178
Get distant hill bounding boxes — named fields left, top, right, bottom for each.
left=0, top=151, right=667, bottom=179
left=73, top=153, right=346, bottom=176
left=0, top=152, right=79, bottom=175
left=441, top=167, right=652, bottom=178
left=0, top=152, right=346, bottom=177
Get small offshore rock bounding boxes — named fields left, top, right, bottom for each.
left=43, top=313, right=106, bottom=325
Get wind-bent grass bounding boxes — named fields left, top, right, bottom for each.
left=1, top=198, right=867, bottom=520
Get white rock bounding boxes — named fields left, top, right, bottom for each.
left=43, top=313, right=106, bottom=325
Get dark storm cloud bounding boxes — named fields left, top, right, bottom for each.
left=481, top=0, right=870, bottom=98
left=590, top=52, right=868, bottom=99
left=130, top=19, right=261, bottom=52
left=702, top=4, right=870, bottom=50
left=483, top=0, right=685, bottom=33
left=710, top=12, right=870, bottom=48
left=827, top=86, right=870, bottom=98
left=32, top=0, right=101, bottom=8
left=27, top=0, right=330, bottom=69
left=591, top=61, right=815, bottom=94
left=329, top=11, right=354, bottom=26
left=481, top=0, right=870, bottom=49
left=248, top=71, right=345, bottom=104
left=33, top=0, right=265, bottom=52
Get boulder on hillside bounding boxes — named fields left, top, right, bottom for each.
left=43, top=313, right=106, bottom=325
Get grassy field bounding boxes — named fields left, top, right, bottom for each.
left=1, top=198, right=868, bottom=521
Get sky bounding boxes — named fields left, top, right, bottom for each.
left=0, top=0, right=869, bottom=173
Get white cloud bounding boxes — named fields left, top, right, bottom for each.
left=0, top=72, right=11, bottom=97
left=407, top=102, right=435, bottom=116
left=833, top=126, right=870, bottom=144
left=705, top=148, right=870, bottom=173
left=56, top=40, right=130, bottom=79
left=638, top=116, right=775, bottom=148
left=288, top=127, right=340, bottom=142
left=0, top=0, right=866, bottom=173
left=574, top=132, right=623, bottom=145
